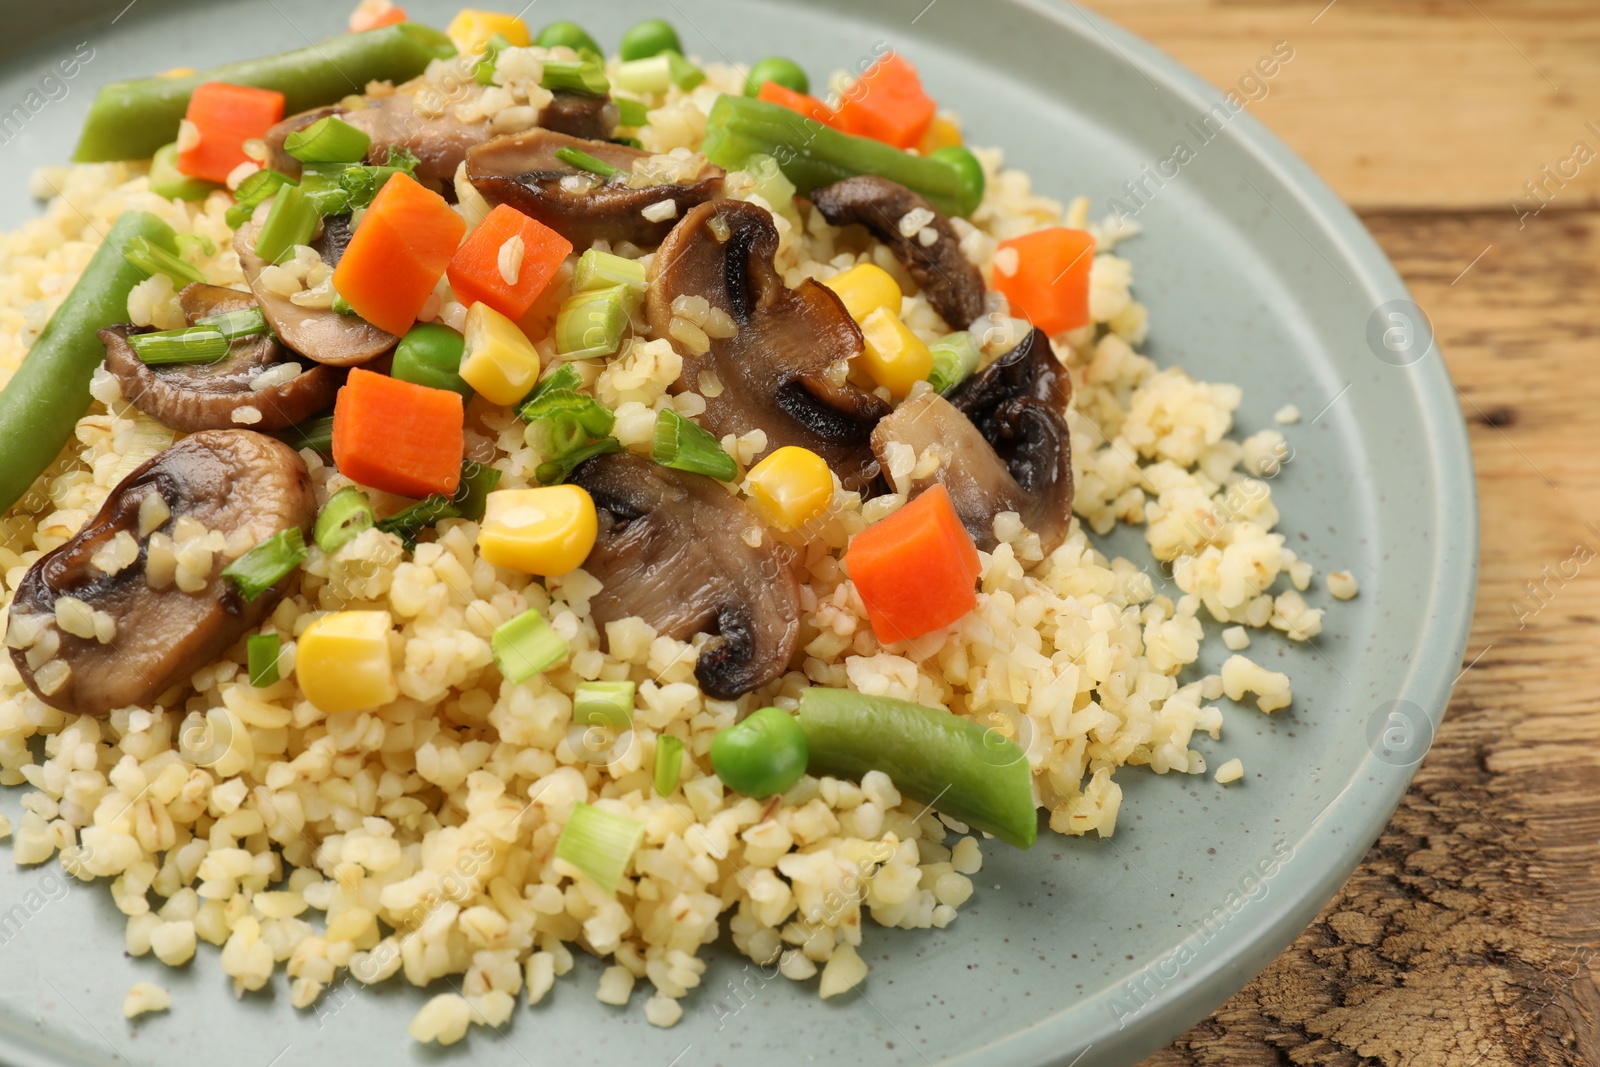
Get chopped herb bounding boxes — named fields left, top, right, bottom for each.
left=227, top=168, right=293, bottom=229
left=555, top=145, right=619, bottom=178
left=536, top=436, right=622, bottom=486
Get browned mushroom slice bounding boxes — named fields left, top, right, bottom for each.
left=571, top=454, right=799, bottom=701
left=236, top=209, right=397, bottom=367
left=872, top=328, right=1074, bottom=553
left=647, top=200, right=890, bottom=492
left=265, top=91, right=617, bottom=185
left=811, top=175, right=986, bottom=329
left=6, top=430, right=316, bottom=717
left=467, top=129, right=724, bottom=248
left=102, top=283, right=341, bottom=432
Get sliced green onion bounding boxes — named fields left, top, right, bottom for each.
left=615, top=55, right=672, bottom=95
left=194, top=305, right=267, bottom=341
left=575, top=680, right=635, bottom=734
left=554, top=286, right=629, bottom=359
left=492, top=607, right=569, bottom=684
left=149, top=142, right=219, bottom=202
left=222, top=527, right=309, bottom=602
left=227, top=168, right=292, bottom=229
left=473, top=31, right=513, bottom=86
left=247, top=633, right=281, bottom=687
left=540, top=59, right=609, bottom=96
left=518, top=364, right=584, bottom=415
left=573, top=249, right=647, bottom=294
left=452, top=462, right=502, bottom=523
left=127, top=327, right=229, bottom=365
left=253, top=184, right=320, bottom=265
left=332, top=292, right=356, bottom=316
left=284, top=115, right=372, bottom=165
left=274, top=413, right=335, bottom=454
left=610, top=136, right=645, bottom=150
left=666, top=51, right=706, bottom=91
left=653, top=408, right=737, bottom=481
left=522, top=389, right=615, bottom=440
left=313, top=486, right=375, bottom=554
left=536, top=436, right=621, bottom=486
left=376, top=495, right=460, bottom=551
left=742, top=152, right=796, bottom=210
left=927, top=331, right=981, bottom=394
left=555, top=802, right=645, bottom=895
left=298, top=163, right=352, bottom=216
left=176, top=233, right=218, bottom=260
left=614, top=97, right=650, bottom=127
left=654, top=735, right=684, bottom=796
left=124, top=235, right=205, bottom=287
left=555, top=146, right=619, bottom=178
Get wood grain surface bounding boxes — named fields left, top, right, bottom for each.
left=1069, top=1, right=1600, bottom=1063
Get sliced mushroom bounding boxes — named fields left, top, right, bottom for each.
left=468, top=129, right=724, bottom=248
left=102, top=284, right=341, bottom=432
left=7, top=430, right=316, bottom=717
left=571, top=454, right=799, bottom=700
left=810, top=175, right=986, bottom=329
left=872, top=328, right=1074, bottom=553
left=265, top=91, right=618, bottom=186
left=235, top=208, right=398, bottom=367
left=647, top=200, right=890, bottom=491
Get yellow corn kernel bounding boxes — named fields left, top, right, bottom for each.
left=461, top=302, right=542, bottom=406
left=858, top=308, right=933, bottom=398
left=157, top=67, right=197, bottom=79
left=821, top=263, right=902, bottom=324
left=745, top=447, right=834, bottom=532
left=478, top=485, right=598, bottom=577
left=296, top=611, right=397, bottom=714
left=916, top=115, right=963, bottom=155
left=446, top=8, right=532, bottom=54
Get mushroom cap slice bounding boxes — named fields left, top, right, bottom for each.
left=102, top=283, right=341, bottom=432
left=810, top=175, right=987, bottom=329
left=265, top=90, right=616, bottom=186
left=647, top=200, right=891, bottom=492
left=873, top=328, right=1075, bottom=553
left=7, top=430, right=316, bottom=717
left=467, top=129, right=724, bottom=248
left=571, top=454, right=800, bottom=701
left=236, top=209, right=398, bottom=367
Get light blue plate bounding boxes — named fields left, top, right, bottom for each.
left=0, top=1, right=1477, bottom=1064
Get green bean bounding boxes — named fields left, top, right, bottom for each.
left=702, top=95, right=975, bottom=217
left=795, top=687, right=1038, bottom=849
left=0, top=211, right=179, bottom=515
left=73, top=23, right=456, bottom=163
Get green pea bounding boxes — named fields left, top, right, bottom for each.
left=619, top=18, right=682, bottom=62
left=929, top=145, right=985, bottom=217
left=536, top=21, right=602, bottom=58
left=393, top=323, right=472, bottom=399
left=711, top=706, right=809, bottom=799
left=744, top=56, right=809, bottom=97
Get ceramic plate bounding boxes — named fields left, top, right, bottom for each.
left=0, top=1, right=1477, bottom=1064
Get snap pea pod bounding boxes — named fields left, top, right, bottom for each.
left=795, top=687, right=1038, bottom=849
left=73, top=23, right=456, bottom=163
left=0, top=211, right=179, bottom=515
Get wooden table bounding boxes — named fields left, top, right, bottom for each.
left=1068, top=1, right=1600, bottom=1063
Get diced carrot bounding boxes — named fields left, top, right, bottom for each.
left=757, top=81, right=840, bottom=129
left=991, top=228, right=1097, bottom=336
left=349, top=2, right=407, bottom=31
left=447, top=204, right=573, bottom=322
left=176, top=83, right=285, bottom=184
left=845, top=484, right=980, bottom=643
left=333, top=368, right=465, bottom=499
left=333, top=173, right=468, bottom=336
left=832, top=53, right=937, bottom=150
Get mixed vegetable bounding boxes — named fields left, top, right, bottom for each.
left=2, top=10, right=1108, bottom=861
